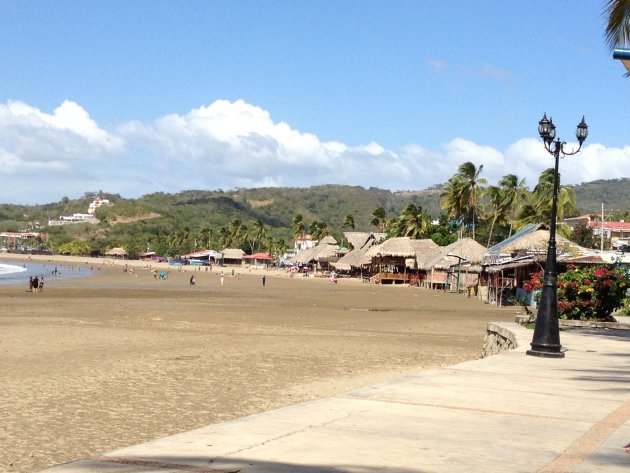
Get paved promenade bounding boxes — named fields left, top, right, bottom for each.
left=40, top=322, right=630, bottom=473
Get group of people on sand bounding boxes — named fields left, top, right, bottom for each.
left=28, top=276, right=44, bottom=292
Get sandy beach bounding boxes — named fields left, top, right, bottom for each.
left=0, top=254, right=515, bottom=473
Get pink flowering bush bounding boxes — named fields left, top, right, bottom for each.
left=524, top=265, right=629, bottom=320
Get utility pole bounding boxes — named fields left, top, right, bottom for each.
left=599, top=202, right=604, bottom=251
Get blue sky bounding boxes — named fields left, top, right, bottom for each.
left=0, top=0, right=628, bottom=204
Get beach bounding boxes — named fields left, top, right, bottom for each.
left=0, top=254, right=515, bottom=473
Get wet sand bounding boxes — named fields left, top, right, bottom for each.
left=0, top=255, right=515, bottom=473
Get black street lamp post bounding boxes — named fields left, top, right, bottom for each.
left=526, top=114, right=588, bottom=359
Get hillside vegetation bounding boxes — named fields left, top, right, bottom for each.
left=0, top=178, right=628, bottom=256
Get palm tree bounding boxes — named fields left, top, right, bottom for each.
left=441, top=162, right=487, bottom=240
left=391, top=203, right=429, bottom=239
left=342, top=214, right=356, bottom=230
left=198, top=227, right=213, bottom=249
left=309, top=221, right=329, bottom=240
left=248, top=219, right=268, bottom=253
left=484, top=185, right=506, bottom=247
left=604, top=0, right=630, bottom=50
left=514, top=169, right=576, bottom=236
left=228, top=219, right=247, bottom=248
left=292, top=214, right=306, bottom=241
left=218, top=226, right=232, bottom=249
left=275, top=239, right=288, bottom=257
left=533, top=169, right=576, bottom=223
left=370, top=207, right=387, bottom=232
left=441, top=177, right=466, bottom=238
left=498, top=174, right=528, bottom=237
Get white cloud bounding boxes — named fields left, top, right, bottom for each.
left=0, top=98, right=627, bottom=204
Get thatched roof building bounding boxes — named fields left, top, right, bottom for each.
left=485, top=224, right=587, bottom=263
left=222, top=248, right=245, bottom=265
left=294, top=235, right=339, bottom=265
left=333, top=232, right=382, bottom=271
left=365, top=237, right=417, bottom=259
left=422, top=238, right=487, bottom=272
left=105, top=247, right=127, bottom=257
left=222, top=248, right=245, bottom=259
left=408, top=239, right=440, bottom=269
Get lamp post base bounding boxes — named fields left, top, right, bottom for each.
left=526, top=345, right=565, bottom=358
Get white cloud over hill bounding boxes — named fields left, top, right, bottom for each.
left=0, top=99, right=627, bottom=204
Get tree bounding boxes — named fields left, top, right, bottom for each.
left=570, top=222, right=596, bottom=248
left=370, top=207, right=387, bottom=232
left=604, top=0, right=630, bottom=50
left=389, top=203, right=429, bottom=239
left=228, top=219, right=247, bottom=248
left=533, top=169, right=576, bottom=222
left=440, top=177, right=466, bottom=237
left=514, top=169, right=576, bottom=237
left=342, top=214, right=356, bottom=230
left=198, top=227, right=213, bottom=250
left=427, top=214, right=458, bottom=246
left=218, top=226, right=232, bottom=248
left=498, top=174, right=528, bottom=237
left=309, top=220, right=329, bottom=240
left=441, top=162, right=487, bottom=240
left=292, top=214, right=306, bottom=241
left=484, top=185, right=505, bottom=247
left=247, top=219, right=268, bottom=253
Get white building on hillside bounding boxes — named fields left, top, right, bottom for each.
left=88, top=197, right=111, bottom=214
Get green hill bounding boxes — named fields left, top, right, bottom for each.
left=570, top=178, right=630, bottom=214
left=1, top=179, right=628, bottom=256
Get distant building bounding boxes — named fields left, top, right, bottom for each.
left=590, top=220, right=630, bottom=248
left=294, top=235, right=318, bottom=252
left=0, top=231, right=49, bottom=251
left=88, top=197, right=111, bottom=214
left=49, top=197, right=110, bottom=226
left=563, top=214, right=630, bottom=249
left=563, top=214, right=592, bottom=231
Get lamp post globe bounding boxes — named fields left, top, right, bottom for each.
left=526, top=114, right=588, bottom=359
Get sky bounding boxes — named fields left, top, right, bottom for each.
left=0, top=0, right=629, bottom=205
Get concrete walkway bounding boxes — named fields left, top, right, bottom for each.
left=40, top=322, right=630, bottom=473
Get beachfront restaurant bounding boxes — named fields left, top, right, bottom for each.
left=418, top=238, right=487, bottom=292
left=364, top=237, right=417, bottom=284
left=182, top=249, right=222, bottom=265
left=480, top=223, right=596, bottom=305
left=244, top=252, right=273, bottom=268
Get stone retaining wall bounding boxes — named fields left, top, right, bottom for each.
left=482, top=322, right=518, bottom=358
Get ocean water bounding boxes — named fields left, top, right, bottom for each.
left=0, top=260, right=94, bottom=287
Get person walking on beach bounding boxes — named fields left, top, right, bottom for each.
left=32, top=276, right=39, bottom=293
left=38, top=276, right=44, bottom=292
left=190, top=275, right=196, bottom=286
left=262, top=275, right=266, bottom=287
left=28, top=277, right=33, bottom=292
left=220, top=272, right=224, bottom=286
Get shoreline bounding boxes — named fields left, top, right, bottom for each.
left=0, top=252, right=314, bottom=280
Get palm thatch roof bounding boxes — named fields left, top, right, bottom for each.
left=319, top=235, right=337, bottom=245
left=222, top=248, right=245, bottom=259
left=294, top=236, right=340, bottom=264
left=344, top=232, right=386, bottom=250
left=365, top=237, right=418, bottom=258
left=421, top=238, right=487, bottom=271
left=333, top=238, right=378, bottom=270
left=293, top=245, right=320, bottom=264
left=408, top=239, right=440, bottom=269
left=486, top=223, right=588, bottom=261
left=105, top=247, right=127, bottom=257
